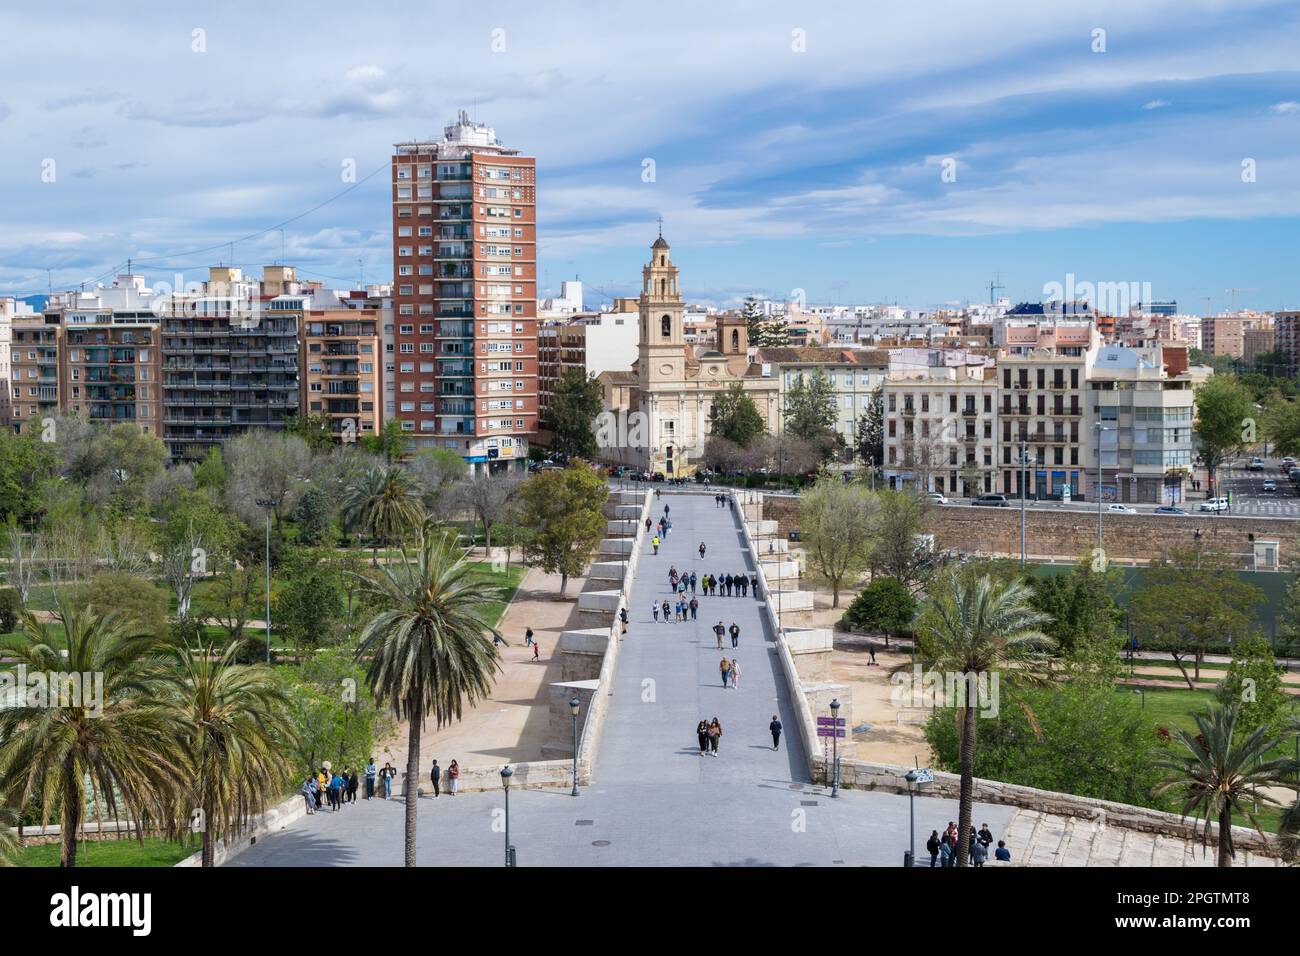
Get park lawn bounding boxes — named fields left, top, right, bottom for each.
left=465, top=561, right=525, bottom=630
left=14, top=837, right=195, bottom=868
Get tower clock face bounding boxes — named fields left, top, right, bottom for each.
left=659, top=363, right=674, bottom=376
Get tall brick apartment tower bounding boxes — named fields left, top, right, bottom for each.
left=391, top=112, right=537, bottom=474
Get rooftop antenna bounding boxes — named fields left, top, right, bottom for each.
left=279, top=229, right=285, bottom=265
left=358, top=257, right=364, bottom=290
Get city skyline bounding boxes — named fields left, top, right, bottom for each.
left=1, top=1, right=1298, bottom=311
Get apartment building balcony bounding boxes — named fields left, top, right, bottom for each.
left=438, top=265, right=472, bottom=279
left=164, top=413, right=234, bottom=426
left=901, top=405, right=916, bottom=417
left=1052, top=405, right=1083, bottom=417
left=437, top=360, right=474, bottom=376
left=961, top=407, right=978, bottom=417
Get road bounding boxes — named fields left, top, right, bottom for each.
left=233, top=491, right=1011, bottom=866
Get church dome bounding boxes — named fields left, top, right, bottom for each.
left=652, top=235, right=670, bottom=250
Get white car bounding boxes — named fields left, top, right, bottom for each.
left=926, top=492, right=948, bottom=505
left=1107, top=503, right=1137, bottom=514
left=1199, top=496, right=1230, bottom=513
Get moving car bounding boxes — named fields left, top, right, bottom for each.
left=1199, top=496, right=1230, bottom=513
left=1247, top=457, right=1265, bottom=471
left=1153, top=506, right=1189, bottom=515
left=972, top=493, right=1009, bottom=507
left=1263, top=478, right=1277, bottom=493
left=926, top=492, right=948, bottom=505
left=1282, top=456, right=1296, bottom=468
left=1107, top=503, right=1137, bottom=514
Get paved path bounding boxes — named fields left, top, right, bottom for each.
left=232, top=492, right=1013, bottom=866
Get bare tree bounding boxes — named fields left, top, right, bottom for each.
left=458, top=472, right=523, bottom=556
left=224, top=430, right=312, bottom=526
left=3, top=518, right=37, bottom=605
left=160, top=522, right=205, bottom=619
left=96, top=521, right=153, bottom=575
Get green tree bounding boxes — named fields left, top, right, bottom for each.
left=916, top=572, right=1054, bottom=866
left=1193, top=376, right=1254, bottom=496
left=275, top=550, right=345, bottom=656
left=0, top=430, right=60, bottom=523
left=709, top=381, right=766, bottom=448
left=0, top=598, right=187, bottom=866
left=341, top=465, right=424, bottom=565
left=193, top=446, right=227, bottom=494
left=798, top=476, right=878, bottom=607
left=284, top=413, right=337, bottom=453
left=519, top=462, right=609, bottom=597
left=843, top=577, right=916, bottom=648
left=1027, top=559, right=1123, bottom=656
left=868, top=489, right=933, bottom=589
left=854, top=387, right=884, bottom=466
left=541, top=368, right=603, bottom=460
left=73, top=571, right=170, bottom=637
left=1153, top=703, right=1299, bottom=867
left=784, top=370, right=838, bottom=448
left=742, top=296, right=787, bottom=348
left=1217, top=633, right=1289, bottom=739
left=170, top=637, right=296, bottom=867
left=1130, top=545, right=1262, bottom=687
left=362, top=419, right=409, bottom=463
left=291, top=485, right=334, bottom=546
left=353, top=526, right=503, bottom=867
left=1265, top=398, right=1300, bottom=460
left=278, top=646, right=392, bottom=773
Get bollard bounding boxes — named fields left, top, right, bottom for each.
left=903, top=850, right=913, bottom=868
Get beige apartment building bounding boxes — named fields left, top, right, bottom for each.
left=881, top=358, right=999, bottom=496
left=301, top=308, right=383, bottom=441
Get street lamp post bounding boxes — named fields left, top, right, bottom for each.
left=830, top=698, right=841, bottom=798
left=255, top=497, right=276, bottom=663
left=1017, top=441, right=1035, bottom=567
left=500, top=765, right=515, bottom=867
left=904, top=769, right=920, bottom=867
left=569, top=696, right=581, bottom=796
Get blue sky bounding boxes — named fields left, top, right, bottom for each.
left=1, top=0, right=1297, bottom=312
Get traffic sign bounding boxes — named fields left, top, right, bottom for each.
left=816, top=716, right=846, bottom=727
left=816, top=727, right=847, bottom=738
left=913, top=768, right=934, bottom=784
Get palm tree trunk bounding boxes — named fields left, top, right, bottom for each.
left=956, top=704, right=978, bottom=868
left=403, top=695, right=422, bottom=867
left=201, top=790, right=215, bottom=867
left=1217, top=807, right=1234, bottom=867
left=60, top=757, right=79, bottom=868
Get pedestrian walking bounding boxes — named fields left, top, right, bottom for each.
left=699, top=542, right=706, bottom=559
left=645, top=517, right=652, bottom=533
left=867, top=642, right=877, bottom=665
left=448, top=759, right=460, bottom=795
left=662, top=599, right=671, bottom=622
left=365, top=758, right=377, bottom=800
left=652, top=601, right=659, bottom=622
left=972, top=840, right=988, bottom=868
left=346, top=768, right=359, bottom=804
left=939, top=834, right=953, bottom=867
left=620, top=607, right=629, bottom=634
left=697, top=719, right=709, bottom=755
left=729, top=621, right=740, bottom=648
left=751, top=574, right=761, bottom=600
left=652, top=535, right=660, bottom=554
left=430, top=760, right=442, bottom=798
left=525, top=627, right=534, bottom=647
left=713, top=620, right=725, bottom=649
left=664, top=503, right=670, bottom=516
left=708, top=718, right=722, bottom=756
left=978, top=823, right=994, bottom=850
left=689, top=571, right=697, bottom=594
left=730, top=658, right=741, bottom=689
left=533, top=639, right=540, bottom=661
left=315, top=768, right=327, bottom=809
left=301, top=774, right=316, bottom=814
left=328, top=771, right=344, bottom=811
left=720, top=656, right=731, bottom=687
left=689, top=597, right=698, bottom=620
left=669, top=566, right=678, bottom=587
left=769, top=714, right=782, bottom=750
left=380, top=762, right=396, bottom=800
left=926, top=831, right=941, bottom=867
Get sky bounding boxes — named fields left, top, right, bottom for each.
left=0, top=0, right=1298, bottom=312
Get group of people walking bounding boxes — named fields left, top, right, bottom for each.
left=699, top=570, right=757, bottom=598
left=925, top=822, right=1010, bottom=866
left=696, top=718, right=723, bottom=755
left=301, top=757, right=464, bottom=814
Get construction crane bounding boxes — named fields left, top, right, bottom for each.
left=988, top=272, right=1005, bottom=305
left=1225, top=287, right=1257, bottom=312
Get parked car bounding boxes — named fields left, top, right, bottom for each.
left=1247, top=457, right=1265, bottom=471
left=972, top=494, right=1009, bottom=507
left=1199, top=496, right=1230, bottom=513
left=1263, top=478, right=1277, bottom=493
left=1153, top=506, right=1189, bottom=515
left=1289, top=466, right=1300, bottom=482
left=926, top=492, right=948, bottom=505
left=1107, top=503, right=1137, bottom=514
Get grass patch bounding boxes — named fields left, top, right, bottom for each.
left=14, top=837, right=195, bottom=868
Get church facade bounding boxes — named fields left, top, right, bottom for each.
left=600, top=235, right=780, bottom=476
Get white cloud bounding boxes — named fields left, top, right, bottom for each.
left=1270, top=101, right=1300, bottom=114
left=1142, top=99, right=1171, bottom=110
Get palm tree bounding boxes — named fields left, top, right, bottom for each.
left=0, top=600, right=188, bottom=866
left=916, top=570, right=1054, bottom=866
left=341, top=464, right=425, bottom=565
left=353, top=525, right=503, bottom=866
left=1154, top=704, right=1300, bottom=867
left=0, top=807, right=20, bottom=866
left=170, top=637, right=297, bottom=867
